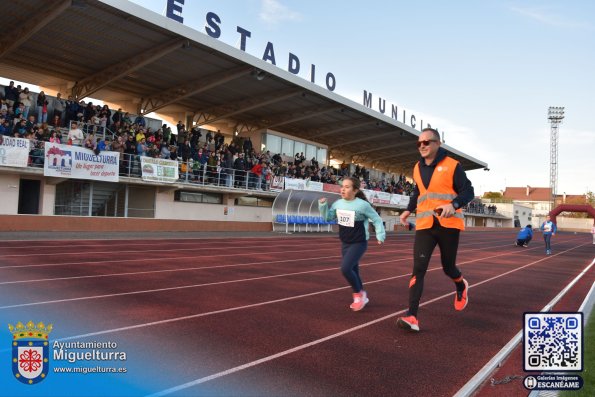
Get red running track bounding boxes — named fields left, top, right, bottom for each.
left=0, top=231, right=593, bottom=396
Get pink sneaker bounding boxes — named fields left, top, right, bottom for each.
left=397, top=315, right=420, bottom=332
left=350, top=291, right=369, bottom=311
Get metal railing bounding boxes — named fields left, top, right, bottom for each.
left=17, top=140, right=273, bottom=192
left=120, top=155, right=272, bottom=190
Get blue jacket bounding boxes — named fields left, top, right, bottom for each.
left=540, top=221, right=557, bottom=235
left=517, top=227, right=533, bottom=240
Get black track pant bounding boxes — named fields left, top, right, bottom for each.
left=408, top=218, right=462, bottom=316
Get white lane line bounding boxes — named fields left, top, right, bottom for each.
left=0, top=242, right=516, bottom=288
left=0, top=236, right=344, bottom=251
left=454, top=255, right=594, bottom=397
left=0, top=242, right=584, bottom=362
left=0, top=255, right=341, bottom=285
left=0, top=258, right=400, bottom=310
left=0, top=233, right=509, bottom=255
left=0, top=246, right=341, bottom=269
left=144, top=243, right=589, bottom=397
left=0, top=238, right=511, bottom=270
left=0, top=242, right=546, bottom=316
left=0, top=232, right=520, bottom=258
left=0, top=233, right=414, bottom=244
left=0, top=240, right=510, bottom=284
left=36, top=246, right=536, bottom=342
left=6, top=232, right=528, bottom=253
left=0, top=234, right=417, bottom=257
left=0, top=240, right=340, bottom=258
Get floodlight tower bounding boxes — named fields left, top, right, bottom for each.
left=547, top=106, right=565, bottom=212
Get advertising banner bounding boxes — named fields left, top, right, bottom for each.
left=322, top=183, right=341, bottom=194
left=44, top=143, right=119, bottom=182
left=390, top=194, right=410, bottom=207
left=140, top=156, right=178, bottom=183
left=270, top=176, right=284, bottom=192
left=284, top=178, right=323, bottom=192
left=0, top=136, right=30, bottom=168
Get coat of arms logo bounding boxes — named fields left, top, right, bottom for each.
left=8, top=321, right=53, bottom=385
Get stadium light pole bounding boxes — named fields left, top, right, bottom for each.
left=547, top=106, right=565, bottom=213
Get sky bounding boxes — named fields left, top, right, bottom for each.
left=5, top=0, right=594, bottom=195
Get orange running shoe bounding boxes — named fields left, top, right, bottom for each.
left=350, top=291, right=369, bottom=311
left=454, top=279, right=469, bottom=311
left=397, top=315, right=420, bottom=332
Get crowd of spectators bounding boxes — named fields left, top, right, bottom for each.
left=465, top=200, right=498, bottom=215
left=2, top=82, right=416, bottom=195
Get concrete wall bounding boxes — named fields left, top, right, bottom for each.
left=154, top=190, right=271, bottom=222
left=0, top=174, right=20, bottom=214
left=534, top=216, right=594, bottom=232
left=0, top=215, right=271, bottom=232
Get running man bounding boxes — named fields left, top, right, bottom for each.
left=397, top=128, right=475, bottom=332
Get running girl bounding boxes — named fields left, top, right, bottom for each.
left=318, top=176, right=385, bottom=311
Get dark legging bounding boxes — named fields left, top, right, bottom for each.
left=408, top=220, right=462, bottom=316
left=340, top=241, right=368, bottom=293
left=544, top=234, right=552, bottom=251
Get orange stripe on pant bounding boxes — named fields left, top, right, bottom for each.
left=409, top=276, right=417, bottom=288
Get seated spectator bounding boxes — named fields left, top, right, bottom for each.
left=96, top=136, right=110, bottom=153
left=50, top=114, right=62, bottom=129
left=83, top=133, right=96, bottom=151
left=0, top=118, right=10, bottom=136
left=49, top=130, right=61, bottom=144
left=13, top=119, right=27, bottom=137
left=169, top=145, right=177, bottom=161
left=25, top=115, right=36, bottom=130
left=135, top=128, right=146, bottom=143
left=271, top=153, right=282, bottom=165
left=122, top=112, right=132, bottom=125
left=136, top=138, right=149, bottom=157
left=160, top=142, right=171, bottom=159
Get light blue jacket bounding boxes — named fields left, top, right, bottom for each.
left=319, top=197, right=386, bottom=243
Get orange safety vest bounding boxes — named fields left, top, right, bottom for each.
left=413, top=156, right=465, bottom=230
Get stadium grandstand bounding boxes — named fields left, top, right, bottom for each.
left=0, top=0, right=488, bottom=232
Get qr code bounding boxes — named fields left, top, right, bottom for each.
left=524, top=312, right=583, bottom=371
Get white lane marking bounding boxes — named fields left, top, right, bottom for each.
left=0, top=238, right=513, bottom=270
left=144, top=243, right=589, bottom=397
left=0, top=240, right=339, bottom=257
left=0, top=234, right=516, bottom=258
left=0, top=236, right=342, bottom=251
left=0, top=240, right=513, bottom=285
left=39, top=246, right=546, bottom=343
left=454, top=255, right=595, bottom=397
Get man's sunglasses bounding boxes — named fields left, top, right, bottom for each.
left=416, top=139, right=438, bottom=148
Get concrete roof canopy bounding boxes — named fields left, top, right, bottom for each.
left=0, top=0, right=487, bottom=175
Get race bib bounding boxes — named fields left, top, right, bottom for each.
left=543, top=223, right=552, bottom=232
left=336, top=209, right=355, bottom=227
